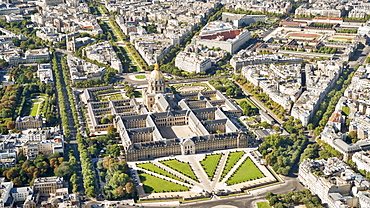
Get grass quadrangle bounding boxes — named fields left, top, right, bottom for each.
left=137, top=163, right=185, bottom=183
left=98, top=93, right=124, bottom=101
left=139, top=173, right=189, bottom=193
left=29, top=97, right=45, bottom=117
left=257, top=201, right=271, bottom=208
left=160, top=159, right=198, bottom=182
left=221, top=151, right=244, bottom=180
left=226, top=157, right=264, bottom=185
left=135, top=75, right=146, bottom=79
left=200, top=154, right=222, bottom=179
left=30, top=103, right=40, bottom=117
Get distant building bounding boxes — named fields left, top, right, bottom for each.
left=0, top=4, right=20, bottom=15
left=222, top=12, right=266, bottom=27
left=15, top=116, right=43, bottom=130
left=24, top=48, right=50, bottom=63
left=41, top=0, right=64, bottom=6
left=33, top=177, right=63, bottom=196
left=66, top=55, right=106, bottom=83
left=37, top=63, right=53, bottom=84
left=175, top=51, right=212, bottom=73
left=358, top=26, right=370, bottom=36
left=353, top=151, right=370, bottom=173
left=299, top=158, right=370, bottom=208
left=192, top=21, right=251, bottom=53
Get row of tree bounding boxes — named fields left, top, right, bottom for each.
left=233, top=75, right=286, bottom=119
left=311, top=23, right=334, bottom=28
left=61, top=56, right=80, bottom=129
left=336, top=29, right=358, bottom=34
left=313, top=47, right=337, bottom=54
left=76, top=133, right=96, bottom=197
left=51, top=48, right=71, bottom=139
left=0, top=85, right=22, bottom=120
left=310, top=67, right=355, bottom=135
left=300, top=140, right=342, bottom=163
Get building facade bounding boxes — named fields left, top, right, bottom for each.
left=15, top=116, right=43, bottom=130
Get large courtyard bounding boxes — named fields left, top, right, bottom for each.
left=128, top=148, right=279, bottom=202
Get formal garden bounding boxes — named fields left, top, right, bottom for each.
left=130, top=149, right=278, bottom=199
left=97, top=92, right=124, bottom=101
left=23, top=93, right=48, bottom=117
left=226, top=157, right=265, bottom=185
left=171, top=83, right=210, bottom=93
left=200, top=153, right=222, bottom=180
left=139, top=172, right=189, bottom=193
left=160, top=159, right=199, bottom=182
left=220, top=151, right=245, bottom=181
left=136, top=162, right=185, bottom=183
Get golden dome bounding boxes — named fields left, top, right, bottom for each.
left=149, top=63, right=164, bottom=81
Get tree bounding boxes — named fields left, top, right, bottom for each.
left=54, top=162, right=74, bottom=178
left=226, top=88, right=235, bottom=97
left=70, top=173, right=78, bottom=193
left=6, top=167, right=20, bottom=180
left=86, top=186, right=96, bottom=197
left=252, top=33, right=259, bottom=39
left=103, top=156, right=116, bottom=169
left=6, top=121, right=15, bottom=129
left=348, top=131, right=357, bottom=139
left=13, top=177, right=23, bottom=186
left=107, top=144, right=120, bottom=157
left=108, top=172, right=129, bottom=188
left=260, top=122, right=272, bottom=129
left=18, top=153, right=26, bottom=162
left=307, top=123, right=313, bottom=130
left=116, top=186, right=125, bottom=197
left=106, top=126, right=116, bottom=134
left=125, top=182, right=135, bottom=194
left=100, top=117, right=110, bottom=124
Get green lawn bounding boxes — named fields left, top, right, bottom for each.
left=200, top=154, right=222, bottom=180
left=226, top=157, right=264, bottom=185
left=233, top=97, right=257, bottom=108
left=135, top=75, right=146, bottom=79
left=220, top=151, right=245, bottom=181
left=333, top=37, right=353, bottom=40
left=30, top=103, right=40, bottom=117
left=30, top=98, right=44, bottom=117
left=257, top=201, right=271, bottom=208
left=137, top=163, right=185, bottom=183
left=161, top=160, right=198, bottom=182
left=139, top=173, right=189, bottom=193
left=97, top=93, right=124, bottom=101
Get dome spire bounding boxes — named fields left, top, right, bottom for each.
left=154, top=61, right=159, bottom=71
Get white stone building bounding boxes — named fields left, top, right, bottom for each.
left=192, top=21, right=251, bottom=54
left=37, top=63, right=53, bottom=84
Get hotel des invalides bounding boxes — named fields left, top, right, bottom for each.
left=82, top=64, right=251, bottom=161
